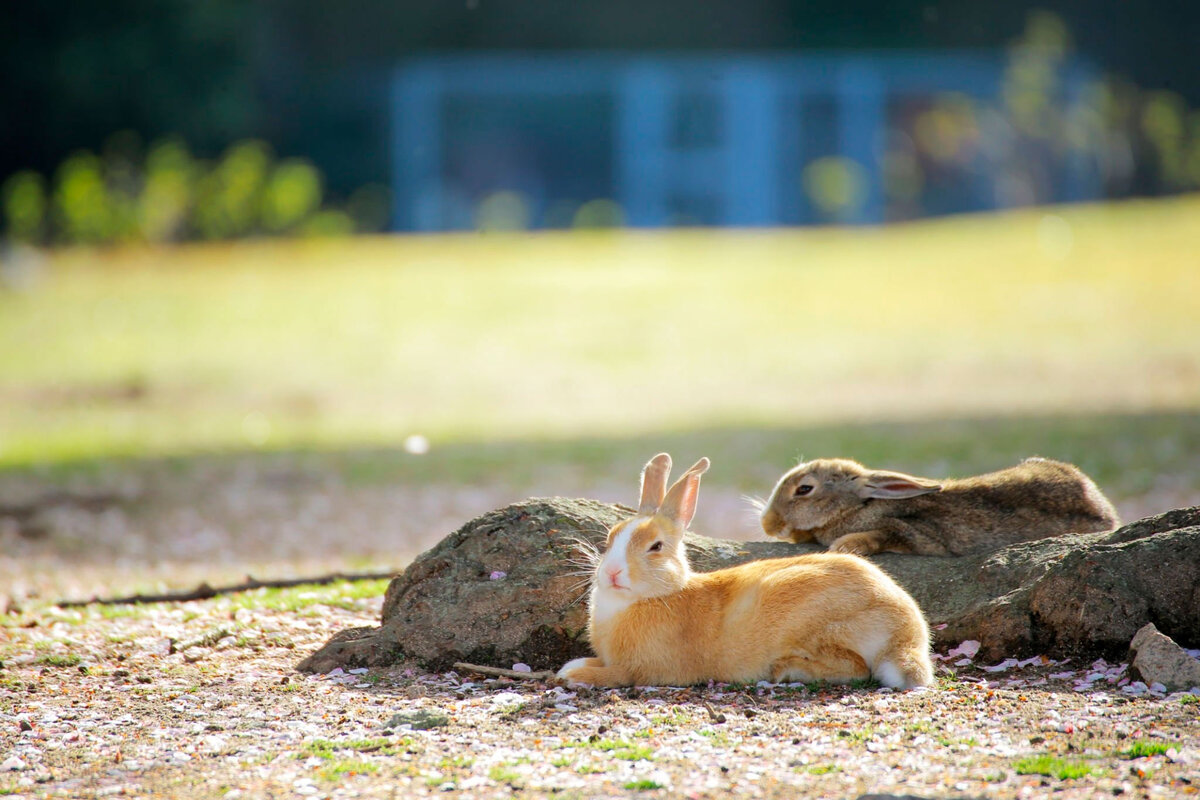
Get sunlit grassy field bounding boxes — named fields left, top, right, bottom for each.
left=2, top=195, right=1199, bottom=501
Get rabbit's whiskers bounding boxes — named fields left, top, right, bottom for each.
left=742, top=493, right=767, bottom=512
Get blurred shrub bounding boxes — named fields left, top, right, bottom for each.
left=138, top=137, right=195, bottom=242
left=301, top=210, right=357, bottom=237
left=53, top=152, right=116, bottom=243
left=802, top=157, right=869, bottom=221
left=1141, top=92, right=1188, bottom=187
left=194, top=140, right=272, bottom=239
left=1, top=171, right=48, bottom=243
left=475, top=190, right=532, bottom=231
left=344, top=184, right=393, bottom=233
left=2, top=134, right=368, bottom=247
left=261, top=159, right=323, bottom=233
left=1002, top=10, right=1071, bottom=140
left=572, top=198, right=626, bottom=229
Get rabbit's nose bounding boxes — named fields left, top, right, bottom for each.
left=605, top=566, right=624, bottom=586
left=761, top=508, right=784, bottom=534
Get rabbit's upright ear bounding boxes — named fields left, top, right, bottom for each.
left=638, top=453, right=673, bottom=515
left=860, top=471, right=942, bottom=500
left=659, top=457, right=710, bottom=529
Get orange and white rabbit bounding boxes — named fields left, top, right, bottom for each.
left=557, top=453, right=934, bottom=689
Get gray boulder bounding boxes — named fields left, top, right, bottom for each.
left=298, top=500, right=1200, bottom=673
left=1128, top=622, right=1200, bottom=692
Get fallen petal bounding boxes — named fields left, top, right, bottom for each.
left=947, top=640, right=981, bottom=659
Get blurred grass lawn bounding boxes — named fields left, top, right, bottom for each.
left=2, top=196, right=1199, bottom=499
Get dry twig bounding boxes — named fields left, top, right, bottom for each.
left=703, top=701, right=727, bottom=724
left=453, top=662, right=559, bottom=682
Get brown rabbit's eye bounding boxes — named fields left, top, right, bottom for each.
left=794, top=484, right=814, bottom=497
left=648, top=541, right=663, bottom=552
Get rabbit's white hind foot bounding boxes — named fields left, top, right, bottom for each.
left=874, top=660, right=907, bottom=689
left=874, top=656, right=934, bottom=689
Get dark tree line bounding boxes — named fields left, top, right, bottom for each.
left=2, top=0, right=1198, bottom=209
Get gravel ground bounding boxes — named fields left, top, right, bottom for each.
left=3, top=574, right=1200, bottom=800
left=3, top=465, right=1200, bottom=799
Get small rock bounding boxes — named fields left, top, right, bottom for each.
left=1128, top=623, right=1200, bottom=693
left=19, top=720, right=32, bottom=732
left=385, top=710, right=449, bottom=730
left=2, top=755, right=28, bottom=771
left=200, top=734, right=227, bottom=753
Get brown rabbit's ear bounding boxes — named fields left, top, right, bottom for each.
left=659, top=457, right=710, bottom=528
left=638, top=453, right=673, bottom=515
left=859, top=471, right=942, bottom=500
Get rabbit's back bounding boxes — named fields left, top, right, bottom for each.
left=928, top=458, right=1119, bottom=547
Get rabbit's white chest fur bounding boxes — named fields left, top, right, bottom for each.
left=590, top=583, right=637, bottom=625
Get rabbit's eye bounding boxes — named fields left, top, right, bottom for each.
left=648, top=541, right=663, bottom=553
left=794, top=484, right=814, bottom=497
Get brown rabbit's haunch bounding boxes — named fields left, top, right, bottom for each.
left=557, top=453, right=933, bottom=689
left=760, top=457, right=1119, bottom=557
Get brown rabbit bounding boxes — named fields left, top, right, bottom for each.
left=759, top=457, right=1119, bottom=557
left=557, top=453, right=933, bottom=689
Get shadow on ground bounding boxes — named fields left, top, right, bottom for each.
left=2, top=410, right=1199, bottom=572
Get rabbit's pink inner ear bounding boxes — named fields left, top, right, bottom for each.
left=638, top=453, right=673, bottom=515
left=660, top=457, right=710, bottom=528
left=861, top=472, right=942, bottom=500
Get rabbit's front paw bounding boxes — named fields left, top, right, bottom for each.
left=828, top=532, right=882, bottom=556
left=557, top=657, right=594, bottom=681
left=555, top=658, right=632, bottom=687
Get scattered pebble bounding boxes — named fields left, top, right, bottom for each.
left=385, top=710, right=450, bottom=730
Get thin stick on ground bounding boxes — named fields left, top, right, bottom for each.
left=55, top=570, right=398, bottom=608
left=454, top=662, right=560, bottom=682
left=704, top=701, right=727, bottom=724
